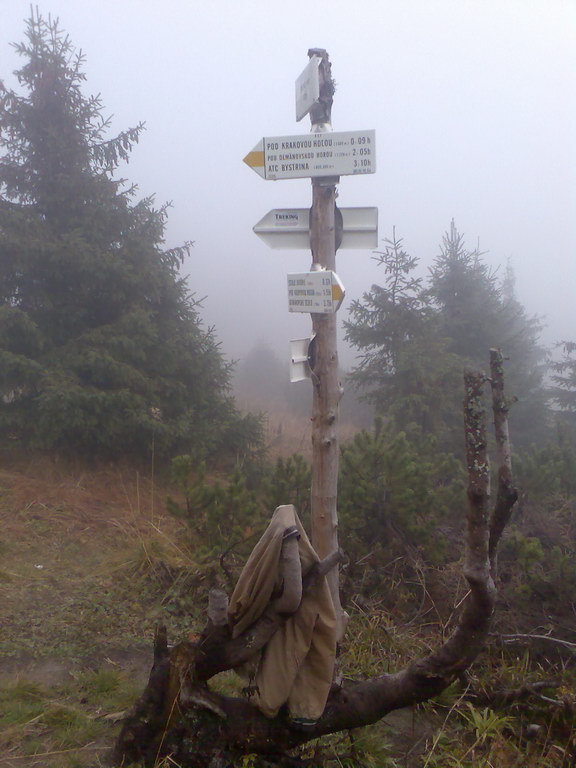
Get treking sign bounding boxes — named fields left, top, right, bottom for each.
left=253, top=207, right=378, bottom=249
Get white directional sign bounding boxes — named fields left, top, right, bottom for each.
left=287, top=271, right=345, bottom=314
left=295, top=55, right=321, bottom=122
left=244, top=130, right=376, bottom=180
left=254, top=207, right=378, bottom=249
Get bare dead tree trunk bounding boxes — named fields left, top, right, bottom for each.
left=113, top=354, right=517, bottom=767
left=488, top=348, right=518, bottom=574
left=308, top=49, right=346, bottom=638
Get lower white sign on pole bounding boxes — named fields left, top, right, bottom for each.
left=290, top=336, right=314, bottom=382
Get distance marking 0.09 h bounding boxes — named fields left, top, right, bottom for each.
left=244, top=130, right=376, bottom=180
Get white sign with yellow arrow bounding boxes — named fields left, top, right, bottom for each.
left=244, top=130, right=376, bottom=180
left=287, top=270, right=345, bottom=314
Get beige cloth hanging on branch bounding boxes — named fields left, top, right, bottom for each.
left=228, top=504, right=337, bottom=722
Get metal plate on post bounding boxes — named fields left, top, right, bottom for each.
left=295, top=55, right=321, bottom=122
left=289, top=336, right=314, bottom=382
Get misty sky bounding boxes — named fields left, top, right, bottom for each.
left=1, top=0, right=574, bottom=370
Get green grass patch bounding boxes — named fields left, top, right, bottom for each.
left=0, top=664, right=144, bottom=766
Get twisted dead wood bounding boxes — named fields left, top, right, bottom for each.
left=114, top=359, right=518, bottom=766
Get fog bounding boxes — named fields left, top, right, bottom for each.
left=2, top=0, right=574, bottom=370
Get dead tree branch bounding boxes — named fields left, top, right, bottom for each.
left=467, top=679, right=562, bottom=707
left=115, top=361, right=518, bottom=767
left=488, top=348, right=518, bottom=573
left=491, top=633, right=576, bottom=656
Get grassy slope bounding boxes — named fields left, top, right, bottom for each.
left=1, top=458, right=574, bottom=768
left=0, top=459, right=206, bottom=766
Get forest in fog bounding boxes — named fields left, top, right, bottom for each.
left=1, top=10, right=575, bottom=768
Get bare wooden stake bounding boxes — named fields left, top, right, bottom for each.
left=307, top=49, right=346, bottom=638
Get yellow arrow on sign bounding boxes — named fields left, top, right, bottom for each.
left=331, top=283, right=344, bottom=303
left=243, top=150, right=264, bottom=168
left=243, top=139, right=266, bottom=179
left=331, top=272, right=345, bottom=311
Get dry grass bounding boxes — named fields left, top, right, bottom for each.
left=0, top=457, right=205, bottom=766
left=0, top=456, right=162, bottom=532
left=247, top=403, right=362, bottom=461
left=0, top=457, right=201, bottom=661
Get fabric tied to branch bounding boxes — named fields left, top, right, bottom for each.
left=228, top=504, right=337, bottom=721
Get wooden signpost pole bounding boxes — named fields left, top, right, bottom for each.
left=307, top=49, right=346, bottom=638
left=244, top=50, right=376, bottom=637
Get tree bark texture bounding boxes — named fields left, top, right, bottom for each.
left=307, top=49, right=346, bottom=640
left=310, top=180, right=344, bottom=638
left=113, top=360, right=518, bottom=767
left=488, top=348, right=519, bottom=573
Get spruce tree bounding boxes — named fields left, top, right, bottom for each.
left=428, top=220, right=502, bottom=361
left=345, top=229, right=465, bottom=445
left=345, top=228, right=429, bottom=385
left=346, top=222, right=549, bottom=450
left=551, top=341, right=576, bottom=432
left=429, top=222, right=549, bottom=446
left=0, top=12, right=257, bottom=458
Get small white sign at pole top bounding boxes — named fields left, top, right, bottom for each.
left=295, top=55, right=321, bottom=122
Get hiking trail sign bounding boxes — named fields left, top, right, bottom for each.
left=242, top=49, right=376, bottom=638
left=287, top=270, right=345, bottom=314
left=253, top=207, right=378, bottom=250
left=243, top=130, right=376, bottom=180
